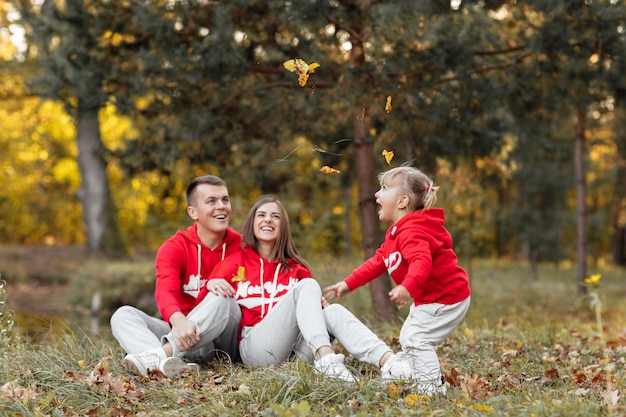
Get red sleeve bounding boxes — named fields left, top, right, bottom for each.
left=396, top=233, right=433, bottom=297
left=154, top=239, right=190, bottom=323
left=344, top=246, right=388, bottom=291
left=199, top=254, right=240, bottom=298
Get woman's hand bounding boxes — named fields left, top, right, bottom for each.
left=206, top=278, right=235, bottom=297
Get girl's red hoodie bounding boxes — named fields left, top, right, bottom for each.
left=203, top=247, right=311, bottom=328
left=345, top=208, right=470, bottom=306
left=155, top=223, right=241, bottom=323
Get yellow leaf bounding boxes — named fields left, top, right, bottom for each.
left=385, top=96, right=392, bottom=113
left=232, top=266, right=246, bottom=282
left=320, top=166, right=340, bottom=175
left=382, top=150, right=394, bottom=166
left=283, top=58, right=320, bottom=87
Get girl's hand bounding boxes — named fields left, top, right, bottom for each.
left=388, top=285, right=410, bottom=309
left=206, top=278, right=235, bottom=297
left=323, top=281, right=349, bottom=301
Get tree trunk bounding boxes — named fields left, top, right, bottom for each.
left=574, top=109, right=587, bottom=295
left=353, top=108, right=399, bottom=323
left=611, top=93, right=626, bottom=266
left=76, top=105, right=128, bottom=256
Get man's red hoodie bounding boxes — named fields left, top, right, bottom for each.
left=344, top=208, right=470, bottom=306
left=154, top=223, right=241, bottom=323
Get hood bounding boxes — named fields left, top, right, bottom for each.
left=388, top=208, right=452, bottom=248
left=177, top=223, right=239, bottom=253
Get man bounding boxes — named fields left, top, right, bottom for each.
left=110, top=175, right=242, bottom=378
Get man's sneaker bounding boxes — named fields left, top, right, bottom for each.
left=381, top=354, right=413, bottom=381
left=123, top=348, right=166, bottom=376
left=314, top=353, right=357, bottom=382
left=159, top=357, right=200, bottom=379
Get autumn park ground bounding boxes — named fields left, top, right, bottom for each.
left=1, top=246, right=626, bottom=416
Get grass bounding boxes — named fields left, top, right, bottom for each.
left=1, top=257, right=625, bottom=416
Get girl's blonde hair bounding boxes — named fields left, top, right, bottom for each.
left=378, top=166, right=439, bottom=211
left=241, top=195, right=311, bottom=271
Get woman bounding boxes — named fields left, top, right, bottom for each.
left=202, top=195, right=410, bottom=382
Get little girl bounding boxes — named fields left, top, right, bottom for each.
left=202, top=195, right=411, bottom=382
left=324, top=166, right=471, bottom=395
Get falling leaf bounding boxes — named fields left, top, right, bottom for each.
left=320, top=166, right=340, bottom=175
left=385, top=96, right=392, bottom=113
left=382, top=150, right=394, bottom=166
left=283, top=58, right=320, bottom=87
left=232, top=266, right=246, bottom=282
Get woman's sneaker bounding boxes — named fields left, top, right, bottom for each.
left=314, top=353, right=357, bottom=382
left=381, top=354, right=412, bottom=381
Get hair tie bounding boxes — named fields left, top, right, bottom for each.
left=425, top=185, right=430, bottom=192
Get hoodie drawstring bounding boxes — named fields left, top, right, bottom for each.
left=265, top=263, right=281, bottom=317
left=259, top=258, right=265, bottom=318
left=258, top=259, right=282, bottom=319
left=221, top=243, right=226, bottom=261
left=196, top=244, right=202, bottom=278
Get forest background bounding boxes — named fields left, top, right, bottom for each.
left=1, top=0, right=626, bottom=321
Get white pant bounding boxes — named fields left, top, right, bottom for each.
left=239, top=278, right=391, bottom=367
left=110, top=293, right=241, bottom=362
left=399, top=296, right=471, bottom=385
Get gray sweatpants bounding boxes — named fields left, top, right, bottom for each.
left=399, top=296, right=471, bottom=385
left=110, top=293, right=241, bottom=362
left=239, top=278, right=391, bottom=367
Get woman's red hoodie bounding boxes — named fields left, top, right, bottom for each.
left=203, top=247, right=311, bottom=328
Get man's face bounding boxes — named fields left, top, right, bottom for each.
left=188, top=184, right=231, bottom=233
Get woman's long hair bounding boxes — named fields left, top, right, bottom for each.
left=240, top=195, right=311, bottom=271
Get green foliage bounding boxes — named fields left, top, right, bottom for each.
left=3, top=0, right=626, bottom=265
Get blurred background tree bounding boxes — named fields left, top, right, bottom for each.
left=2, top=0, right=625, bottom=318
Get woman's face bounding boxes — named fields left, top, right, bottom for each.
left=253, top=202, right=282, bottom=244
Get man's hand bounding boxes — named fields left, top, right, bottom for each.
left=388, top=285, right=410, bottom=309
left=323, top=281, right=349, bottom=302
left=169, top=312, right=201, bottom=352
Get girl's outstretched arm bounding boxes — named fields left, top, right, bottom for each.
left=323, top=281, right=350, bottom=301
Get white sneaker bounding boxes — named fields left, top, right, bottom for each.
left=381, top=354, right=412, bottom=381
left=123, top=348, right=199, bottom=379
left=159, top=357, right=200, bottom=379
left=314, top=353, right=357, bottom=382
left=123, top=348, right=166, bottom=376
